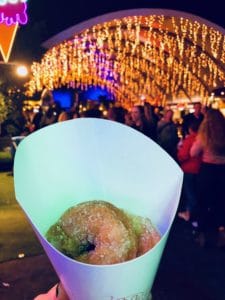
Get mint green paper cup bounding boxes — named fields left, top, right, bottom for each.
left=14, top=118, right=183, bottom=300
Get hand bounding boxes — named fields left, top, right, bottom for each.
left=56, top=282, right=69, bottom=300
left=34, top=282, right=69, bottom=300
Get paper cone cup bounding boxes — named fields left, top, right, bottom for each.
left=14, top=118, right=183, bottom=300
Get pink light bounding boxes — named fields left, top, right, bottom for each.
left=0, top=2, right=28, bottom=26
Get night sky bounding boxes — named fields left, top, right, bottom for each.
left=10, top=0, right=225, bottom=63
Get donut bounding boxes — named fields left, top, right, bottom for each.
left=46, top=200, right=160, bottom=265
left=128, top=215, right=161, bottom=256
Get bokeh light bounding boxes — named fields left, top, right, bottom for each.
left=16, top=65, right=28, bottom=77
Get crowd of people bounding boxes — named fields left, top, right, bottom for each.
left=177, top=104, right=225, bottom=249
left=1, top=94, right=225, bottom=249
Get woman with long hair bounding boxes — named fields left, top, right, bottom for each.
left=191, top=109, right=225, bottom=247
left=130, top=105, right=156, bottom=140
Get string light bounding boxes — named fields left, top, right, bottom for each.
left=27, top=15, right=225, bottom=107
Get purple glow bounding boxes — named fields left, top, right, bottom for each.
left=0, top=2, right=28, bottom=26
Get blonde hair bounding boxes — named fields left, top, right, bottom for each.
left=198, top=109, right=225, bottom=155
left=58, top=111, right=69, bottom=122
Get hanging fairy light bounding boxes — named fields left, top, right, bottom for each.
left=27, top=15, right=225, bottom=107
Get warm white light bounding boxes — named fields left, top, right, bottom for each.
left=16, top=65, right=28, bottom=77
left=27, top=15, right=225, bottom=106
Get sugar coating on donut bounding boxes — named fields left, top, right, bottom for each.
left=46, top=200, right=160, bottom=265
left=127, top=214, right=161, bottom=256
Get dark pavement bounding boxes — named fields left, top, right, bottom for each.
left=0, top=218, right=225, bottom=300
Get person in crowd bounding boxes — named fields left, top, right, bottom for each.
left=182, top=102, right=204, bottom=138
left=58, top=111, right=71, bottom=122
left=83, top=102, right=102, bottom=118
left=190, top=109, right=225, bottom=247
left=144, top=102, right=159, bottom=124
left=154, top=106, right=163, bottom=122
left=143, top=102, right=158, bottom=141
left=40, top=101, right=61, bottom=128
left=124, top=110, right=134, bottom=127
left=28, top=107, right=43, bottom=132
left=72, top=111, right=80, bottom=119
left=130, top=105, right=156, bottom=139
left=38, top=90, right=61, bottom=128
left=157, top=109, right=179, bottom=160
left=177, top=120, right=202, bottom=222
left=107, top=106, right=126, bottom=123
left=201, top=104, right=209, bottom=117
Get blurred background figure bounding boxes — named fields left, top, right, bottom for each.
left=157, top=109, right=179, bottom=160
left=72, top=111, right=80, bottom=119
left=83, top=102, right=102, bottom=118
left=58, top=111, right=71, bottom=122
left=107, top=106, right=126, bottom=124
left=130, top=105, right=156, bottom=139
left=143, top=102, right=158, bottom=141
left=124, top=110, right=134, bottom=127
left=191, top=109, right=225, bottom=248
left=33, top=89, right=61, bottom=128
left=177, top=120, right=202, bottom=222
left=182, top=102, right=204, bottom=138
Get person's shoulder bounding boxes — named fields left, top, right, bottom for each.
left=184, top=133, right=195, bottom=144
left=182, top=113, right=190, bottom=123
left=157, top=119, right=166, bottom=126
left=186, top=113, right=193, bottom=119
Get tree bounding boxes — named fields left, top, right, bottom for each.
left=0, top=70, right=27, bottom=136
left=0, top=92, right=9, bottom=135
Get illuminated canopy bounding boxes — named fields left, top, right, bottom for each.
left=27, top=9, right=225, bottom=107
